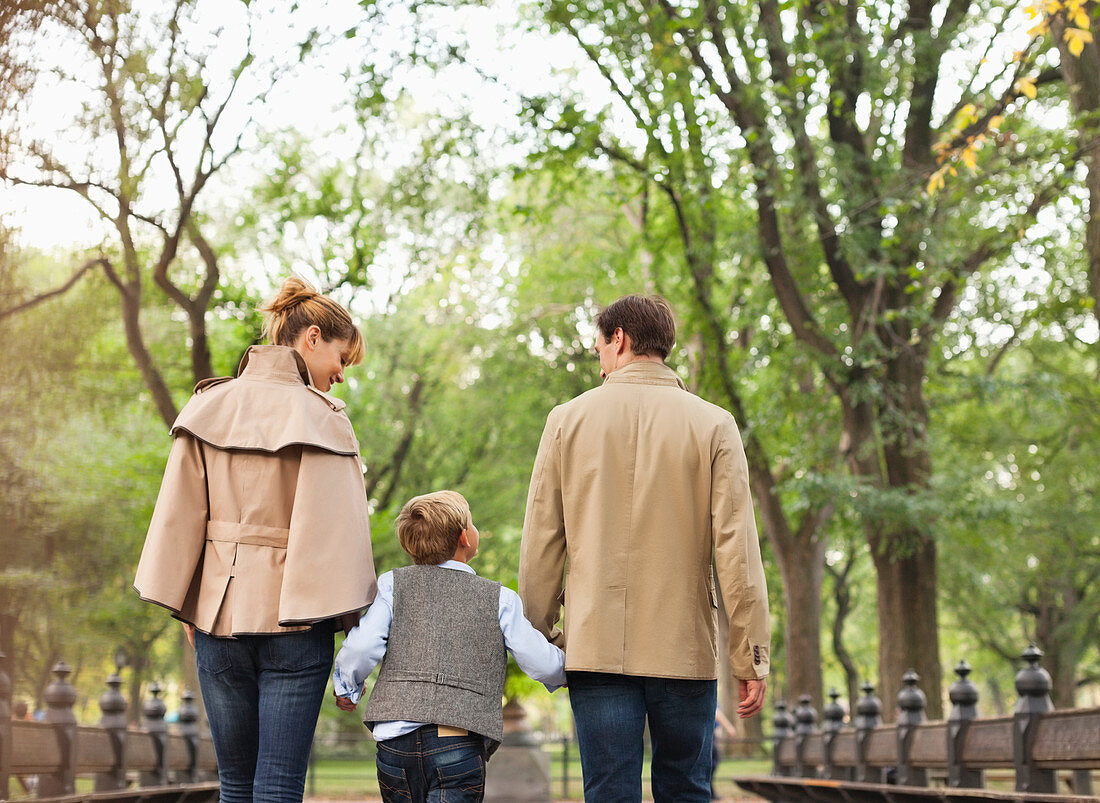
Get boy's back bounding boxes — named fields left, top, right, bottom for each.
left=332, top=490, right=564, bottom=803
left=365, top=565, right=507, bottom=748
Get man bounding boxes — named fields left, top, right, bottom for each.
left=519, top=294, right=770, bottom=802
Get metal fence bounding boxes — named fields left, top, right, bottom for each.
left=1, top=655, right=218, bottom=802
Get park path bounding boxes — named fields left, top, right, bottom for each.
left=305, top=792, right=756, bottom=796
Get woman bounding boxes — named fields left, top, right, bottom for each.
left=135, top=277, right=377, bottom=802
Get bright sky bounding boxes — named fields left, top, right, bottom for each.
left=1, top=0, right=613, bottom=256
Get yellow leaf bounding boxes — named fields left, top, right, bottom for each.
left=1016, top=76, right=1038, bottom=99
left=989, top=115, right=1005, bottom=130
left=961, top=147, right=978, bottom=171
left=955, top=103, right=978, bottom=127
left=926, top=170, right=946, bottom=196
left=1064, top=27, right=1094, bottom=57
left=1027, top=21, right=1050, bottom=37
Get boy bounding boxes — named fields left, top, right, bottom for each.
left=333, top=490, right=566, bottom=803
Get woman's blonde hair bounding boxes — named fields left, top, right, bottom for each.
left=261, top=277, right=364, bottom=365
left=395, top=490, right=472, bottom=565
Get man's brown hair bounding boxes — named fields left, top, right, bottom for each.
left=595, top=294, right=676, bottom=359
left=395, top=490, right=471, bottom=565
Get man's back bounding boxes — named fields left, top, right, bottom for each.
left=520, top=293, right=769, bottom=802
left=520, top=360, right=769, bottom=680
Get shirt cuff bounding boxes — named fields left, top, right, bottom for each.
left=332, top=666, right=362, bottom=705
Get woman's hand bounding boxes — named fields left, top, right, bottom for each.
left=340, top=612, right=360, bottom=636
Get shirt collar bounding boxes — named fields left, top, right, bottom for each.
left=437, top=560, right=476, bottom=574
left=236, top=345, right=312, bottom=386
left=603, top=360, right=687, bottom=390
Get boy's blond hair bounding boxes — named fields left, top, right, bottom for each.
left=395, top=490, right=472, bottom=565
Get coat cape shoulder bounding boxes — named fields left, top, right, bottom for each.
left=172, top=346, right=359, bottom=456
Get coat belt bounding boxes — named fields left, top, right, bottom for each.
left=206, top=520, right=290, bottom=549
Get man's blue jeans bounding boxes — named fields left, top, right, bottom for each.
left=568, top=671, right=716, bottom=803
left=375, top=725, right=487, bottom=802
left=195, top=626, right=334, bottom=803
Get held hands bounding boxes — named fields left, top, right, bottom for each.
left=737, top=677, right=767, bottom=718
left=334, top=694, right=357, bottom=712
left=340, top=612, right=360, bottom=636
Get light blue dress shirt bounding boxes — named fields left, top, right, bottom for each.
left=333, top=560, right=566, bottom=742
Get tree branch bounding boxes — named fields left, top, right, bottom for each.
left=0, top=258, right=105, bottom=321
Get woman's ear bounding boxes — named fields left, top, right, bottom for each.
left=305, top=324, right=322, bottom=349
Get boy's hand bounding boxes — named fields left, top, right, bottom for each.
left=334, top=694, right=357, bottom=712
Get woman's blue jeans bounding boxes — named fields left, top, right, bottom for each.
left=567, top=671, right=717, bottom=803
left=195, top=626, right=334, bottom=803
left=375, top=725, right=487, bottom=802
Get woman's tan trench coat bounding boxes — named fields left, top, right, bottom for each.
left=134, top=346, right=377, bottom=636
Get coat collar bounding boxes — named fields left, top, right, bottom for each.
left=237, top=345, right=312, bottom=386
left=602, top=360, right=687, bottom=390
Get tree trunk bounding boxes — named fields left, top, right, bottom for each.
left=827, top=560, right=861, bottom=712
left=0, top=610, right=15, bottom=689
left=116, top=281, right=179, bottom=428
left=128, top=650, right=147, bottom=726
left=841, top=368, right=943, bottom=719
left=1049, top=10, right=1100, bottom=328
left=1032, top=586, right=1082, bottom=707
left=871, top=539, right=942, bottom=720
left=771, top=525, right=825, bottom=707
left=188, top=310, right=214, bottom=384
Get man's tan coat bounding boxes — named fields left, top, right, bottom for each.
left=134, top=346, right=377, bottom=635
left=519, top=360, right=770, bottom=680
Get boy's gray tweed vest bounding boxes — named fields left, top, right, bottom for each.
left=364, top=565, right=507, bottom=754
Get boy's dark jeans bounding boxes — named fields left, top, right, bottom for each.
left=376, top=724, right=487, bottom=803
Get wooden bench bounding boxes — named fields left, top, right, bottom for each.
left=737, top=653, right=1100, bottom=803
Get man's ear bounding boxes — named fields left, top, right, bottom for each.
left=458, top=529, right=470, bottom=549
left=615, top=327, right=631, bottom=355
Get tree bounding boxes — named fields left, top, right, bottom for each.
left=1, top=0, right=324, bottom=424
left=934, top=318, right=1100, bottom=706
left=0, top=229, right=180, bottom=716
left=468, top=0, right=1088, bottom=716
left=0, top=1, right=55, bottom=138
left=1046, top=2, right=1100, bottom=323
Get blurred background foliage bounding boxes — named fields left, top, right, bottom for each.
left=1, top=0, right=1098, bottom=737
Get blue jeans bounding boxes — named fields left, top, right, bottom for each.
left=195, top=626, right=334, bottom=803
left=375, top=725, right=487, bottom=803
left=568, top=671, right=716, bottom=803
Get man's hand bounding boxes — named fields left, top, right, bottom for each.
left=737, top=677, right=767, bottom=718
left=334, top=694, right=357, bottom=712
left=183, top=623, right=195, bottom=649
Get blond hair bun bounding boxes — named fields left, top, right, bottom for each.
left=260, top=276, right=365, bottom=366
